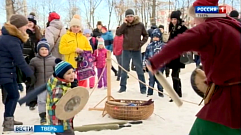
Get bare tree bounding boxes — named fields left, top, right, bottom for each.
left=151, top=0, right=156, bottom=26
left=5, top=0, right=15, bottom=20
left=114, top=0, right=128, bottom=26
left=82, top=0, right=102, bottom=29
left=106, top=0, right=115, bottom=30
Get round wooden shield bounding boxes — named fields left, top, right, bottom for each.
left=190, top=66, right=207, bottom=98
left=55, top=86, right=89, bottom=120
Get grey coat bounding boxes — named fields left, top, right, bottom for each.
left=45, top=20, right=66, bottom=59
left=29, top=54, right=56, bottom=88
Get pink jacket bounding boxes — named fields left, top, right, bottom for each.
left=93, top=48, right=107, bottom=68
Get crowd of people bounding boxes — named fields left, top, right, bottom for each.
left=0, top=2, right=240, bottom=134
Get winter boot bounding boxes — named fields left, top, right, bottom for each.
left=13, top=119, right=23, bottom=125
left=2, top=118, right=23, bottom=127
left=3, top=117, right=14, bottom=131
left=39, top=112, right=47, bottom=125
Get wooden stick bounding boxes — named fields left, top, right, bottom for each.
left=107, top=51, right=111, bottom=101
left=154, top=71, right=183, bottom=107
left=88, top=108, right=105, bottom=111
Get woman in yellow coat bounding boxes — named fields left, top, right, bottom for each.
left=59, top=16, right=92, bottom=87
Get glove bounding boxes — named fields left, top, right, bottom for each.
left=71, top=79, right=78, bottom=88
left=27, top=75, right=36, bottom=86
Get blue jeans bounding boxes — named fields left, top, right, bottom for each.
left=120, top=50, right=146, bottom=92
left=2, top=79, right=19, bottom=117
left=148, top=67, right=165, bottom=95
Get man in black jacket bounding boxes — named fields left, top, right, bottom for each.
left=116, top=9, right=148, bottom=94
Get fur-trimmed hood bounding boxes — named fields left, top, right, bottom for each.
left=127, top=16, right=140, bottom=26
left=2, top=23, right=29, bottom=43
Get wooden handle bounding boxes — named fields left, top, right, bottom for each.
left=155, top=71, right=183, bottom=107
left=107, top=101, right=128, bottom=106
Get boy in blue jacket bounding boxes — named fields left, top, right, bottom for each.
left=143, top=30, right=165, bottom=97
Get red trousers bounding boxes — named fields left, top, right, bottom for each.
left=78, top=80, right=87, bottom=87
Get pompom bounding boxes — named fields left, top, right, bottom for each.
left=55, top=58, right=63, bottom=64
left=97, top=21, right=102, bottom=25
left=29, top=12, right=36, bottom=16
left=177, top=10, right=182, bottom=16
left=73, top=14, right=81, bottom=20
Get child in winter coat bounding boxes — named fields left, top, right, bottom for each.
left=93, top=38, right=107, bottom=89
left=143, top=31, right=165, bottom=97
left=59, top=16, right=92, bottom=88
left=83, top=29, right=97, bottom=88
left=83, top=29, right=97, bottom=51
left=29, top=38, right=56, bottom=125
left=46, top=58, right=77, bottom=135
left=101, top=26, right=117, bottom=76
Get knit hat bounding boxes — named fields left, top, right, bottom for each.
left=170, top=11, right=181, bottom=19
left=54, top=58, right=74, bottom=79
left=102, top=26, right=107, bottom=32
left=229, top=10, right=239, bottom=17
left=158, top=25, right=164, bottom=29
left=37, top=38, right=50, bottom=52
left=48, top=12, right=60, bottom=22
left=98, top=38, right=105, bottom=47
left=193, top=0, right=218, bottom=6
left=83, top=29, right=92, bottom=35
left=69, top=18, right=81, bottom=28
left=152, top=30, right=161, bottom=39
left=10, top=14, right=28, bottom=28
left=28, top=12, right=37, bottom=25
left=97, top=21, right=102, bottom=26
left=125, top=9, right=134, bottom=17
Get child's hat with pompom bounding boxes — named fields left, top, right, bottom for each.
left=54, top=58, right=74, bottom=79
left=37, top=38, right=50, bottom=52
left=97, top=38, right=105, bottom=47
left=28, top=12, right=37, bottom=25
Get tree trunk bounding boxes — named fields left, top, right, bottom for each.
left=151, top=0, right=156, bottom=26
left=107, top=0, right=113, bottom=30
left=5, top=0, right=15, bottom=21
left=92, top=10, right=95, bottom=29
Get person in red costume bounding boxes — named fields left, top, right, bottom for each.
left=146, top=0, right=241, bottom=134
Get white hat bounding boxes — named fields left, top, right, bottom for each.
left=69, top=18, right=82, bottom=28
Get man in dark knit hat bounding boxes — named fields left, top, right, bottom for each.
left=116, top=9, right=148, bottom=94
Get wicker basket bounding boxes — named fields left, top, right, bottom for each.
left=105, top=99, right=154, bottom=120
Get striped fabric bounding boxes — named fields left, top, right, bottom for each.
left=46, top=76, right=73, bottom=130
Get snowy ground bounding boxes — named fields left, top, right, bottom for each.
left=0, top=63, right=203, bottom=135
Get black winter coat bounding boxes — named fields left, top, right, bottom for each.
left=92, top=28, right=102, bottom=38
left=23, top=29, right=39, bottom=63
left=166, top=21, right=188, bottom=69
left=0, top=23, right=33, bottom=84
